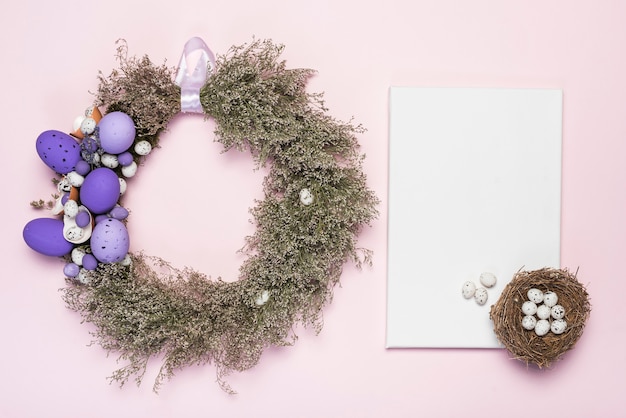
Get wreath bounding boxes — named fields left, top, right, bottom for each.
left=23, top=38, right=379, bottom=392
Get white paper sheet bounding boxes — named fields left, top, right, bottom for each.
left=386, top=87, right=562, bottom=348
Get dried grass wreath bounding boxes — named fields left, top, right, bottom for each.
left=23, top=38, right=379, bottom=392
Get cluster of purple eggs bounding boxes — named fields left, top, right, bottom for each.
left=23, top=107, right=150, bottom=282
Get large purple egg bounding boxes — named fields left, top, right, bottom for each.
left=90, top=218, right=129, bottom=263
left=36, top=130, right=81, bottom=174
left=23, top=218, right=74, bottom=257
left=98, top=111, right=136, bottom=154
left=80, top=168, right=120, bottom=214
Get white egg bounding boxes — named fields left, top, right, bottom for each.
left=121, top=161, right=138, bottom=178
left=77, top=269, right=92, bottom=285
left=80, top=117, right=97, bottom=135
left=73, top=115, right=86, bottom=132
left=551, top=319, right=567, bottom=335
left=543, top=291, right=558, bottom=307
left=134, top=140, right=152, bottom=156
left=63, top=199, right=79, bottom=218
left=65, top=226, right=84, bottom=241
left=534, top=319, right=551, bottom=336
left=255, top=290, right=270, bottom=306
left=299, top=188, right=314, bottom=205
left=527, top=288, right=544, bottom=304
left=120, top=254, right=132, bottom=266
left=551, top=304, right=565, bottom=320
left=522, top=315, right=537, bottom=330
left=57, top=178, right=72, bottom=193
left=66, top=171, right=85, bottom=187
left=536, top=304, right=551, bottom=320
left=521, top=300, right=538, bottom=316
left=118, top=178, right=127, bottom=195
left=85, top=106, right=97, bottom=117
left=474, top=287, right=488, bottom=305
left=71, top=247, right=86, bottom=266
left=101, top=153, right=119, bottom=169
left=462, top=281, right=476, bottom=299
left=479, top=272, right=497, bottom=288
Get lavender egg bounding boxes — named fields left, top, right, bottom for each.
left=109, top=206, right=129, bottom=221
left=23, top=218, right=74, bottom=256
left=98, top=111, right=136, bottom=154
left=82, top=254, right=98, bottom=270
left=80, top=168, right=120, bottom=214
left=36, top=130, right=81, bottom=174
left=90, top=218, right=129, bottom=263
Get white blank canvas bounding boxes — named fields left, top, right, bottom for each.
left=386, top=87, right=562, bottom=348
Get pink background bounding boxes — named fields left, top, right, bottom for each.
left=2, top=1, right=624, bottom=417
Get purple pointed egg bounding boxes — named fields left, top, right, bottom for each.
left=117, top=151, right=134, bottom=166
left=80, top=167, right=120, bottom=214
left=75, top=211, right=91, bottom=228
left=82, top=254, right=98, bottom=270
left=75, top=159, right=91, bottom=176
left=36, top=130, right=81, bottom=174
left=90, top=218, right=129, bottom=263
left=98, top=111, right=136, bottom=154
left=64, top=262, right=80, bottom=277
left=109, top=206, right=129, bottom=220
left=23, top=218, right=74, bottom=257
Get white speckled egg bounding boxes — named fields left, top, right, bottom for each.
left=121, top=253, right=132, bottom=266
left=57, top=178, right=72, bottom=193
left=551, top=304, right=565, bottom=320
left=77, top=269, right=92, bottom=285
left=543, top=291, right=558, bottom=307
left=80, top=117, right=97, bottom=136
left=101, top=153, right=119, bottom=169
left=462, top=281, right=476, bottom=299
left=134, top=140, right=152, bottom=156
left=121, top=161, right=138, bottom=178
left=65, top=226, right=84, bottom=241
left=521, top=300, right=538, bottom=316
left=522, top=315, right=537, bottom=330
left=63, top=200, right=79, bottom=218
left=71, top=247, right=86, bottom=266
left=551, top=319, right=567, bottom=335
left=73, top=115, right=86, bottom=132
left=299, top=188, right=314, bottom=205
left=479, top=272, right=497, bottom=288
left=534, top=319, right=550, bottom=336
left=66, top=171, right=84, bottom=187
left=536, top=304, right=551, bottom=320
left=255, top=290, right=270, bottom=306
left=474, top=287, right=488, bottom=305
left=118, top=178, right=127, bottom=195
left=527, top=288, right=544, bottom=304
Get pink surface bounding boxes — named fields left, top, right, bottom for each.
left=1, top=1, right=624, bottom=417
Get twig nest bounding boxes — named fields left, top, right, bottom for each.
left=490, top=268, right=591, bottom=368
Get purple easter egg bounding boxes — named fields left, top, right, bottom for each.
left=75, top=211, right=91, bottom=228
left=98, top=111, right=136, bottom=154
left=109, top=206, right=129, bottom=220
left=36, top=130, right=81, bottom=174
left=90, top=218, right=129, bottom=263
left=23, top=218, right=74, bottom=257
left=80, top=167, right=120, bottom=214
left=82, top=254, right=98, bottom=270
left=75, top=159, right=91, bottom=176
left=117, top=151, right=134, bottom=166
left=64, top=262, right=80, bottom=277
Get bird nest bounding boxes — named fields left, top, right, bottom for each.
left=490, top=268, right=591, bottom=368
